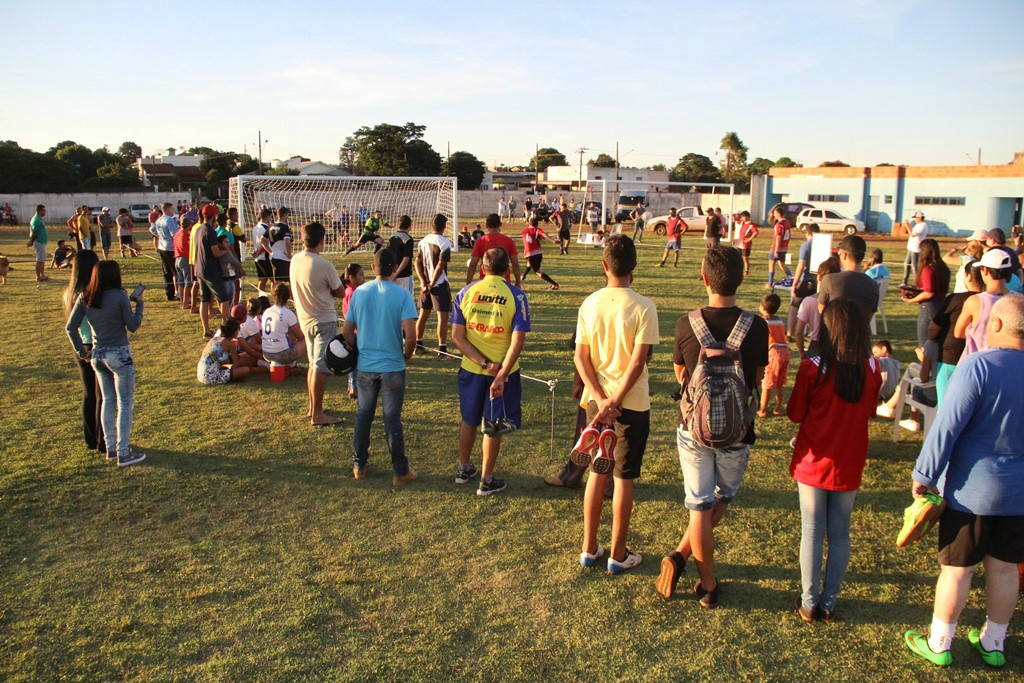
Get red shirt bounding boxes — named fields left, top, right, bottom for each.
left=173, top=226, right=191, bottom=259
left=739, top=221, right=758, bottom=248
left=521, top=227, right=547, bottom=258
left=916, top=263, right=947, bottom=295
left=471, top=232, right=518, bottom=281
left=148, top=209, right=161, bottom=225
left=787, top=357, right=882, bottom=491
left=773, top=219, right=792, bottom=252
left=666, top=216, right=686, bottom=239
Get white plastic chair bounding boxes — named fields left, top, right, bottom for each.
left=870, top=277, right=890, bottom=335
left=891, top=363, right=937, bottom=442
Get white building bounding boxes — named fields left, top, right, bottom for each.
left=272, top=156, right=348, bottom=176
left=544, top=165, right=670, bottom=192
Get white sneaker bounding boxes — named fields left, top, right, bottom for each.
left=607, top=550, right=643, bottom=574
left=876, top=404, right=895, bottom=418
left=579, top=545, right=605, bottom=568
left=899, top=418, right=920, bottom=432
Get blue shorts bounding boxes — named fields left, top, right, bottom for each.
left=458, top=368, right=522, bottom=428
left=666, top=239, right=680, bottom=251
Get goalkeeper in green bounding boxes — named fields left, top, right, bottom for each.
left=344, top=209, right=389, bottom=255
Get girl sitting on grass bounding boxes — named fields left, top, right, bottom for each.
left=757, top=292, right=790, bottom=417
left=197, top=318, right=261, bottom=385
left=787, top=299, right=882, bottom=624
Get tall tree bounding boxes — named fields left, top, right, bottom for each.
left=670, top=153, right=720, bottom=184
left=719, top=131, right=749, bottom=184
left=527, top=147, right=567, bottom=172
left=341, top=122, right=440, bottom=176
left=774, top=156, right=801, bottom=168
left=54, top=144, right=103, bottom=179
left=587, top=153, right=616, bottom=168
left=0, top=142, right=80, bottom=192
left=117, top=141, right=142, bottom=164
left=443, top=151, right=486, bottom=190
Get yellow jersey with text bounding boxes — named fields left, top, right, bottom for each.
left=452, top=275, right=531, bottom=375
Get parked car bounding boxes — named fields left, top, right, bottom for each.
left=572, top=202, right=610, bottom=225
left=130, top=203, right=155, bottom=222
left=89, top=206, right=103, bottom=223
left=769, top=201, right=814, bottom=225
left=646, top=206, right=705, bottom=235
left=796, top=208, right=864, bottom=235
left=615, top=191, right=648, bottom=222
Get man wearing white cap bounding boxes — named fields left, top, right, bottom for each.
left=902, top=211, right=928, bottom=285
left=954, top=248, right=1013, bottom=361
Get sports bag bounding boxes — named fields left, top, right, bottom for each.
left=680, top=310, right=755, bottom=448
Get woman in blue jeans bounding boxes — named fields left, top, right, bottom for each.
left=65, top=260, right=146, bottom=467
left=787, top=300, right=883, bottom=623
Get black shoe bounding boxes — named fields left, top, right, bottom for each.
left=477, top=477, right=507, bottom=496
left=482, top=417, right=517, bottom=437
left=694, top=580, right=719, bottom=609
left=455, top=463, right=478, bottom=485
left=655, top=552, right=686, bottom=599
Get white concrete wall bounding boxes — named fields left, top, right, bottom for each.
left=0, top=192, right=192, bottom=223
left=455, top=190, right=704, bottom=217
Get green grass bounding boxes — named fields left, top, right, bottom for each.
left=0, top=225, right=1017, bottom=682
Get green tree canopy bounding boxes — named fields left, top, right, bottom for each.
left=719, top=131, right=749, bottom=185
left=340, top=122, right=442, bottom=176
left=774, top=156, right=801, bottom=168
left=670, top=153, right=721, bottom=184
left=748, top=157, right=775, bottom=176
left=649, top=163, right=668, bottom=172
left=527, top=147, right=567, bottom=172
left=117, top=141, right=142, bottom=164
left=0, top=142, right=81, bottom=192
left=587, top=153, right=616, bottom=168
left=54, top=144, right=103, bottom=178
left=819, top=160, right=850, bottom=167
left=443, top=151, right=486, bottom=190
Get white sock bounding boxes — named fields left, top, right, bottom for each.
left=980, top=619, right=1009, bottom=652
left=929, top=617, right=956, bottom=653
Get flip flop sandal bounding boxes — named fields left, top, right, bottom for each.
left=591, top=427, right=617, bottom=475
left=570, top=424, right=602, bottom=467
left=897, top=492, right=946, bottom=548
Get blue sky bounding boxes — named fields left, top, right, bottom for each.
left=5, top=0, right=1023, bottom=169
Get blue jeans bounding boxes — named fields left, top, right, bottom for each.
left=902, top=250, right=919, bottom=285
left=92, top=345, right=136, bottom=458
left=916, top=299, right=943, bottom=347
left=798, top=482, right=857, bottom=612
left=353, top=370, right=409, bottom=475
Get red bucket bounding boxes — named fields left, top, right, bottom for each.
left=269, top=363, right=287, bottom=382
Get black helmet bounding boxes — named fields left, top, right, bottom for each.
left=324, top=334, right=357, bottom=375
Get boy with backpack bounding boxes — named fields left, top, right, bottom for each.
left=654, top=245, right=768, bottom=608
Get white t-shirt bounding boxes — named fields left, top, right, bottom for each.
left=261, top=305, right=298, bottom=354
left=417, top=233, right=452, bottom=286
left=239, top=315, right=261, bottom=340
left=907, top=220, right=928, bottom=253
left=252, top=222, right=271, bottom=261
left=797, top=295, right=821, bottom=342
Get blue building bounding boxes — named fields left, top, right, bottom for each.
left=752, top=163, right=1024, bottom=236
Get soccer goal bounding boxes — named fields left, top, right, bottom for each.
left=582, top=179, right=737, bottom=241
left=228, top=175, right=459, bottom=253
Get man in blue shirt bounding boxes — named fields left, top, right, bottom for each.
left=343, top=248, right=419, bottom=487
left=150, top=203, right=180, bottom=301
left=905, top=295, right=1024, bottom=669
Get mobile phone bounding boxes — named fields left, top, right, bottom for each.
left=130, top=283, right=145, bottom=300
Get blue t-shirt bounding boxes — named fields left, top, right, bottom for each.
left=798, top=240, right=813, bottom=280
left=913, top=348, right=1024, bottom=516
left=865, top=264, right=891, bottom=281
left=346, top=279, right=417, bottom=373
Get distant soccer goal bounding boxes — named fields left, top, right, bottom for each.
left=229, top=175, right=459, bottom=253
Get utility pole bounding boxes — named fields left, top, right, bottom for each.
left=535, top=143, right=540, bottom=191
left=257, top=130, right=262, bottom=175
left=576, top=147, right=589, bottom=193
left=447, top=141, right=450, bottom=167
left=615, top=141, right=619, bottom=194
left=978, top=147, right=982, bottom=165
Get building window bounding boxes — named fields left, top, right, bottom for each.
left=808, top=194, right=850, bottom=203
left=636, top=176, right=642, bottom=180
left=915, top=196, right=966, bottom=206
left=884, top=195, right=892, bottom=204
left=595, top=175, right=602, bottom=180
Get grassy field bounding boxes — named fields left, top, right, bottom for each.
left=0, top=223, right=1017, bottom=682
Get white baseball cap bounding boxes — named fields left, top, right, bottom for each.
left=967, top=229, right=988, bottom=242
left=976, top=248, right=1011, bottom=270
left=913, top=211, right=925, bottom=218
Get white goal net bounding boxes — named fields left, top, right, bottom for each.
left=229, top=175, right=459, bottom=253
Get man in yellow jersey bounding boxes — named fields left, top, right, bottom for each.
left=451, top=247, right=531, bottom=496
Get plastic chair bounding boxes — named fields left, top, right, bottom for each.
left=891, top=363, right=937, bottom=442
left=870, top=277, right=890, bottom=335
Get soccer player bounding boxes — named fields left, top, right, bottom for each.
left=767, top=206, right=794, bottom=289
left=737, top=211, right=758, bottom=276
left=269, top=207, right=293, bottom=283
left=658, top=207, right=687, bottom=268
left=466, top=214, right=521, bottom=286
left=344, top=209, right=387, bottom=255
left=451, top=247, right=530, bottom=496
left=521, top=217, right=560, bottom=289
left=553, top=203, right=573, bottom=254
left=415, top=214, right=454, bottom=358
left=251, top=208, right=274, bottom=294
left=388, top=215, right=416, bottom=297
left=575, top=235, right=659, bottom=573
left=703, top=208, right=721, bottom=250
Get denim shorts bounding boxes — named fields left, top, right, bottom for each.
left=174, top=257, right=193, bottom=287
left=305, top=321, right=338, bottom=374
left=677, top=427, right=751, bottom=511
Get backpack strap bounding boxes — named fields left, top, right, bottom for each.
left=725, top=311, right=755, bottom=350
left=687, top=310, right=716, bottom=347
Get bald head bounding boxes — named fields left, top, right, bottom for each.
left=987, top=294, right=1024, bottom=349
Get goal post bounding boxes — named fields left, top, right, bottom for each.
left=581, top=179, right=736, bottom=241
left=229, top=175, right=460, bottom=253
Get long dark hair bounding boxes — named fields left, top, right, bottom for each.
left=918, top=238, right=950, bottom=294
left=63, top=249, right=99, bottom=316
left=816, top=299, right=868, bottom=403
left=83, top=260, right=123, bottom=308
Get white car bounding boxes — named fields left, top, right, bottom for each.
left=646, top=206, right=705, bottom=235
left=130, top=203, right=155, bottom=222
left=796, top=208, right=864, bottom=235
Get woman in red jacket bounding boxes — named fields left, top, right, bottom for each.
left=787, top=299, right=882, bottom=624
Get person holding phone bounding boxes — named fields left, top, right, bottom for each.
left=65, top=260, right=146, bottom=467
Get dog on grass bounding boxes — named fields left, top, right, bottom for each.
left=0, top=253, right=11, bottom=285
